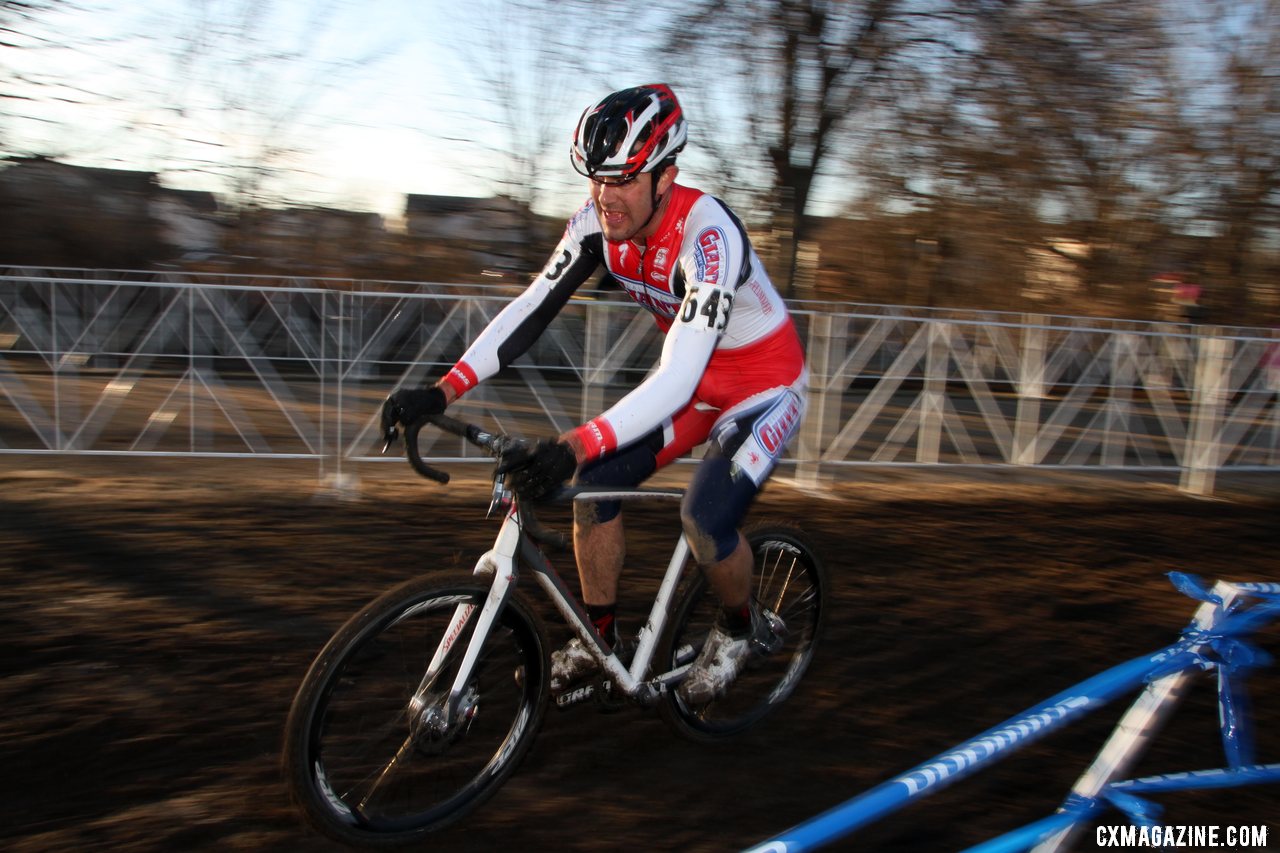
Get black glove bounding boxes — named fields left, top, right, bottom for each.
left=381, top=385, right=447, bottom=434
left=497, top=439, right=577, bottom=501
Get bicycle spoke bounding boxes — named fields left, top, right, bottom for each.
left=357, top=732, right=419, bottom=812
left=659, top=525, right=827, bottom=742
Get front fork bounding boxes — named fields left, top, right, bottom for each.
left=409, top=507, right=523, bottom=738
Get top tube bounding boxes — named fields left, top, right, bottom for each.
left=560, top=485, right=685, bottom=502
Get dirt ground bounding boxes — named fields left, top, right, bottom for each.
left=2, top=458, right=1278, bottom=852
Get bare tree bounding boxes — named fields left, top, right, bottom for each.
left=569, top=0, right=1275, bottom=320
left=925, top=0, right=1279, bottom=321
left=666, top=0, right=902, bottom=297
left=1176, top=0, right=1280, bottom=322
left=422, top=0, right=648, bottom=272
left=882, top=1, right=1176, bottom=313
left=435, top=1, right=607, bottom=214
left=654, top=0, right=1267, bottom=317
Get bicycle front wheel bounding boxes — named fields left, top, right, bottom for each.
left=283, top=579, right=548, bottom=847
left=658, top=523, right=827, bottom=742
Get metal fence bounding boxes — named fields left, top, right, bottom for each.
left=2, top=268, right=1277, bottom=494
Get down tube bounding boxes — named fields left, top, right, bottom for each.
left=743, top=648, right=1198, bottom=853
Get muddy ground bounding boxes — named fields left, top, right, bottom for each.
left=2, top=458, right=1278, bottom=852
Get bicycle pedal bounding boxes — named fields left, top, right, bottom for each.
left=753, top=610, right=787, bottom=656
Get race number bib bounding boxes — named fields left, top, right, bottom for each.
left=679, top=284, right=734, bottom=331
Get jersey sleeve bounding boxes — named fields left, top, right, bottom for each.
left=442, top=202, right=601, bottom=398
left=570, top=199, right=749, bottom=459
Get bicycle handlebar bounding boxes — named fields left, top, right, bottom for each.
left=393, top=413, right=570, bottom=550
left=401, top=413, right=501, bottom=483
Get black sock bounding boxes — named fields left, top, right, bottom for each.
left=587, top=603, right=618, bottom=644
left=723, top=602, right=752, bottom=637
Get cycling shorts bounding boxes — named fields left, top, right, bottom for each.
left=576, top=371, right=807, bottom=562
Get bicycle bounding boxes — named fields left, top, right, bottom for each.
left=282, top=412, right=828, bottom=847
left=746, top=572, right=1280, bottom=852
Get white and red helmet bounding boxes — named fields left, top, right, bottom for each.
left=570, top=84, right=687, bottom=180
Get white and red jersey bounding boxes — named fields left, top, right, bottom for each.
left=442, top=184, right=806, bottom=460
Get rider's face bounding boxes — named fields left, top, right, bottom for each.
left=590, top=166, right=677, bottom=242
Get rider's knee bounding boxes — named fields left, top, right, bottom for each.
left=680, top=503, right=737, bottom=565
left=574, top=498, right=618, bottom=530
left=573, top=500, right=599, bottom=532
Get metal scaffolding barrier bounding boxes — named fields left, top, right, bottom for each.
left=2, top=269, right=1277, bottom=494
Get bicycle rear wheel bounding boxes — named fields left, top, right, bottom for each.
left=658, top=523, right=827, bottom=742
left=283, top=579, right=548, bottom=847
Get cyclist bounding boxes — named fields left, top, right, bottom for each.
left=384, top=83, right=807, bottom=705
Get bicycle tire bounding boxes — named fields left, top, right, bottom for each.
left=283, top=579, right=549, bottom=846
left=657, top=523, right=827, bottom=742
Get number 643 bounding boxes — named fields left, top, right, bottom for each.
left=680, top=285, right=734, bottom=330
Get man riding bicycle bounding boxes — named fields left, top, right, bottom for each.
left=384, top=83, right=807, bottom=705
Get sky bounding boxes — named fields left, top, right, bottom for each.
left=16, top=0, right=1246, bottom=228
left=2, top=0, right=659, bottom=219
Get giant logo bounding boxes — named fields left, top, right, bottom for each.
left=753, top=392, right=802, bottom=455
left=694, top=227, right=726, bottom=285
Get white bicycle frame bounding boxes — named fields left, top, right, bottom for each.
left=410, top=483, right=695, bottom=729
